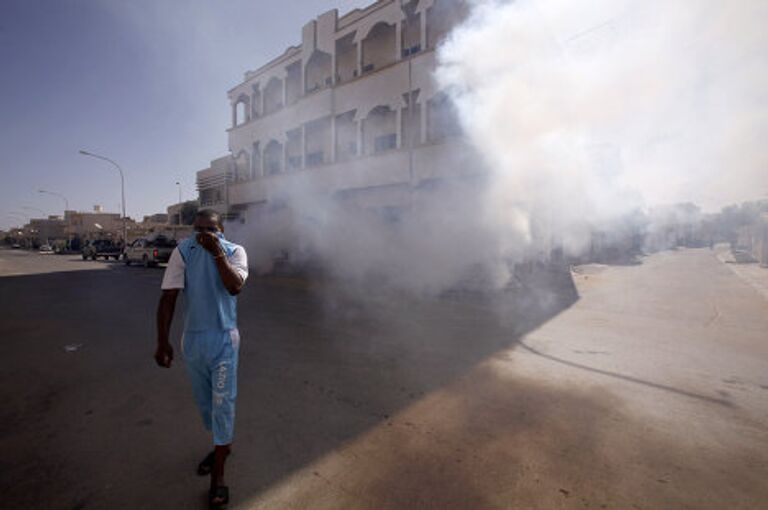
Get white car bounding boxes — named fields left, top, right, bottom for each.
left=39, top=244, right=54, bottom=254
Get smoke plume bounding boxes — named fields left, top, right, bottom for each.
left=437, top=0, right=768, bottom=238
left=229, top=0, right=768, bottom=293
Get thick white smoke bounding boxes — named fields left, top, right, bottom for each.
left=229, top=0, right=768, bottom=293
left=437, top=0, right=768, bottom=251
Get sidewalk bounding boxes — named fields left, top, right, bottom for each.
left=715, top=246, right=768, bottom=302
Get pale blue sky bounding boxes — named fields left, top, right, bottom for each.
left=0, top=0, right=371, bottom=229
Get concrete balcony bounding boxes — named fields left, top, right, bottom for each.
left=227, top=138, right=476, bottom=208
left=227, top=51, right=438, bottom=153
left=229, top=87, right=334, bottom=150
left=229, top=148, right=410, bottom=206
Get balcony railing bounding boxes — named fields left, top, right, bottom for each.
left=374, top=133, right=397, bottom=153
left=306, top=151, right=325, bottom=167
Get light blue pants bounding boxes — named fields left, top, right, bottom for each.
left=182, top=328, right=240, bottom=445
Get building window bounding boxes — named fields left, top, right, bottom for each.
left=374, top=134, right=397, bottom=153
left=364, top=105, right=397, bottom=155
left=305, top=50, right=332, bottom=93
left=285, top=61, right=302, bottom=105
left=362, top=22, right=396, bottom=74
left=335, top=32, right=357, bottom=83
left=401, top=0, right=422, bottom=58
left=286, top=128, right=302, bottom=171
left=305, top=116, right=331, bottom=167
left=233, top=94, right=250, bottom=127
left=264, top=77, right=284, bottom=115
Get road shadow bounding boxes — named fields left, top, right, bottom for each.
left=0, top=262, right=580, bottom=508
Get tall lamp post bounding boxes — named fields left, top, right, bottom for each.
left=38, top=189, right=69, bottom=213
left=176, top=181, right=182, bottom=204
left=10, top=211, right=30, bottom=222
left=22, top=206, right=47, bottom=217
left=79, top=150, right=127, bottom=244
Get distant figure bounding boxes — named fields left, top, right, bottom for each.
left=155, top=210, right=248, bottom=509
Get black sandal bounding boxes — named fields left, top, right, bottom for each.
left=197, top=451, right=215, bottom=476
left=209, top=485, right=229, bottom=509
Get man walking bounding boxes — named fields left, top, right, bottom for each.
left=155, top=210, right=248, bottom=509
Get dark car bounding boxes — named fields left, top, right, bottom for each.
left=82, top=239, right=122, bottom=260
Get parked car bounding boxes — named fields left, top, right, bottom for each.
left=82, top=239, right=122, bottom=260
left=39, top=244, right=54, bottom=254
left=11, top=243, right=21, bottom=249
left=123, top=236, right=177, bottom=267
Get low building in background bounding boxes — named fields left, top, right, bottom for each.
left=197, top=157, right=233, bottom=218
left=167, top=200, right=200, bottom=226
left=28, top=216, right=66, bottom=245
left=132, top=211, right=193, bottom=241
left=143, top=213, right=169, bottom=225
left=63, top=206, right=138, bottom=249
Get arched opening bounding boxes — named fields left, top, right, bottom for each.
left=305, top=50, right=332, bottom=93
left=264, top=140, right=283, bottom=175
left=364, top=105, right=397, bottom=155
left=285, top=61, right=302, bottom=105
left=362, top=22, right=396, bottom=74
left=401, top=0, right=422, bottom=57
left=264, top=77, right=283, bottom=115
left=233, top=94, right=250, bottom=127
left=305, top=116, right=332, bottom=167
left=335, top=32, right=357, bottom=83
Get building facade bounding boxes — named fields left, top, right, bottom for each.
left=63, top=208, right=138, bottom=243
left=198, top=0, right=471, bottom=221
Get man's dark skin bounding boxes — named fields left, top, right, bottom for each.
left=155, top=214, right=244, bottom=504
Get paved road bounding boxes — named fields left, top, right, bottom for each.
left=1, top=247, right=766, bottom=509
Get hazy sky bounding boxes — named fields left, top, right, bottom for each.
left=0, top=0, right=371, bottom=230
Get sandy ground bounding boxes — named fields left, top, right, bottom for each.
left=0, top=247, right=766, bottom=509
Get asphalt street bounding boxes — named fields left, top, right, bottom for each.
left=1, top=247, right=767, bottom=509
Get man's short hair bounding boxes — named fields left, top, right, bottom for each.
left=196, top=209, right=222, bottom=227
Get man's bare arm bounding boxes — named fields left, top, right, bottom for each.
left=155, top=289, right=179, bottom=367
left=212, top=253, right=244, bottom=295
left=197, top=232, right=244, bottom=295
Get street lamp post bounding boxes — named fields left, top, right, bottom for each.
left=79, top=150, right=127, bottom=245
left=176, top=181, right=182, bottom=204
left=38, top=189, right=69, bottom=212
left=10, top=211, right=30, bottom=222
left=22, top=206, right=47, bottom=217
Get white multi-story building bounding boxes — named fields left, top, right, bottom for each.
left=197, top=0, right=478, bottom=269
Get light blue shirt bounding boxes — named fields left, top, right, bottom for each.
left=163, top=234, right=247, bottom=332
